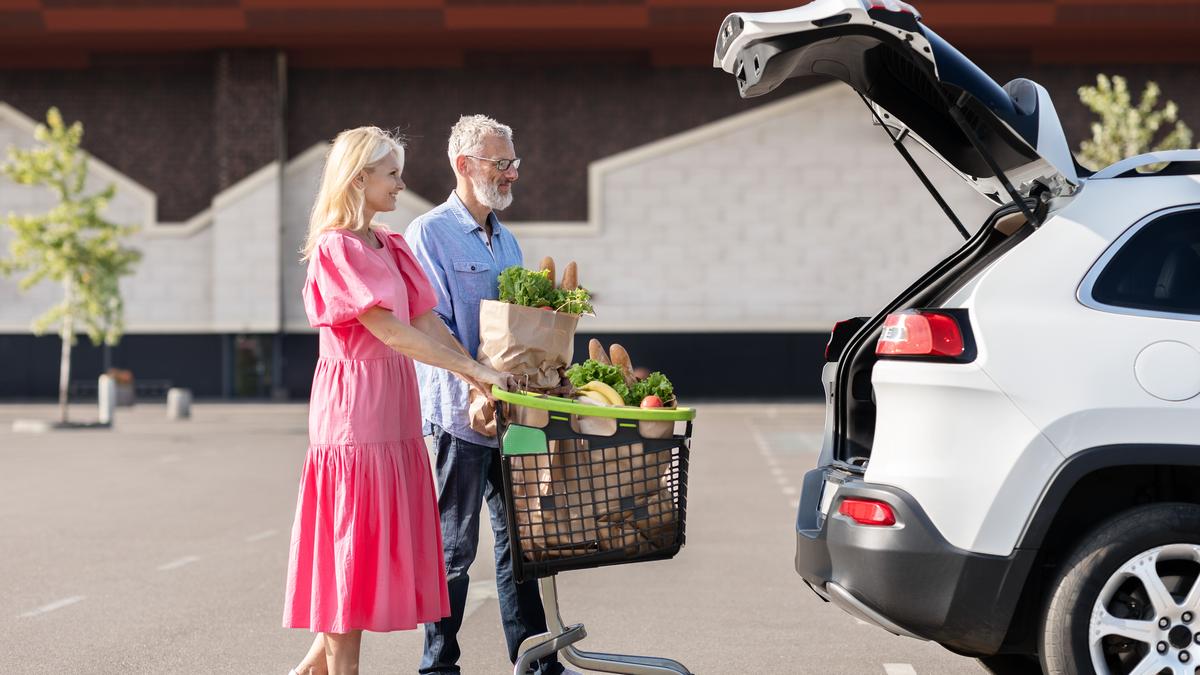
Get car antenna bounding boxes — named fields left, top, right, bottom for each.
left=859, top=92, right=971, bottom=240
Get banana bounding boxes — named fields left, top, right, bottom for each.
left=576, top=390, right=611, bottom=406
left=580, top=380, right=625, bottom=406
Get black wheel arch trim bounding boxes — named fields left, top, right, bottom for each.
left=1017, top=443, right=1200, bottom=550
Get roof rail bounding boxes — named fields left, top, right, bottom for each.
left=1090, top=150, right=1200, bottom=180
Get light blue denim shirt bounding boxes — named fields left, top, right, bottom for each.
left=405, top=191, right=524, bottom=447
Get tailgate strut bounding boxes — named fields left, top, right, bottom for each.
left=860, top=93, right=970, bottom=240
left=943, top=90, right=1042, bottom=227
left=859, top=44, right=1046, bottom=238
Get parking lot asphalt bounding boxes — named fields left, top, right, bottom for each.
left=0, top=401, right=989, bottom=674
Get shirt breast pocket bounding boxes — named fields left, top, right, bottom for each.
left=452, top=260, right=495, bottom=301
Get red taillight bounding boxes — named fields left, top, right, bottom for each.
left=875, top=310, right=965, bottom=358
left=838, top=498, right=897, bottom=526
left=825, top=319, right=851, bottom=360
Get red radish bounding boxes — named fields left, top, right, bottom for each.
left=640, top=395, right=663, bottom=408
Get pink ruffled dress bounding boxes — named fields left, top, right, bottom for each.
left=283, top=228, right=451, bottom=633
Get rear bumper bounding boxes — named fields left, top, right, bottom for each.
left=795, top=467, right=1036, bottom=656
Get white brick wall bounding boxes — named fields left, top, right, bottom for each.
left=0, top=103, right=218, bottom=334
left=210, top=163, right=281, bottom=332
left=1, top=85, right=997, bottom=336
left=513, top=85, right=994, bottom=331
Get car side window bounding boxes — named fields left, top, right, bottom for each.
left=1091, top=209, right=1200, bottom=316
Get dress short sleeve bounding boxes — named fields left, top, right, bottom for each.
left=304, top=231, right=394, bottom=328
left=384, top=232, right=439, bottom=320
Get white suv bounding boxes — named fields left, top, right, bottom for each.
left=716, top=2, right=1200, bottom=674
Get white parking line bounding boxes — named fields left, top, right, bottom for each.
left=244, top=529, right=277, bottom=542
left=20, top=595, right=85, bottom=618
left=157, top=556, right=200, bottom=571
left=749, top=426, right=804, bottom=505
left=883, top=664, right=917, bottom=675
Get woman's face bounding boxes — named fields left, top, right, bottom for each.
left=361, top=150, right=405, bottom=213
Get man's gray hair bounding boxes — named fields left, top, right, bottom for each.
left=447, top=114, right=513, bottom=161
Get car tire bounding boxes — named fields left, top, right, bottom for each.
left=976, top=654, right=1042, bottom=674
left=1039, top=502, right=1200, bottom=675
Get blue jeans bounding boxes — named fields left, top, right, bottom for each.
left=420, top=425, right=562, bottom=675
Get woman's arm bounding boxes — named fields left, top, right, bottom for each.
left=358, top=307, right=512, bottom=392
left=409, top=310, right=495, bottom=395
left=411, top=310, right=470, bottom=359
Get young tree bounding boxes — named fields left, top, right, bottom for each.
left=1, top=108, right=141, bottom=425
left=1077, top=74, right=1194, bottom=171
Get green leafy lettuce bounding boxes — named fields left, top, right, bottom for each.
left=565, top=359, right=631, bottom=404
left=498, top=265, right=555, bottom=308
left=566, top=360, right=675, bottom=406
left=497, top=265, right=593, bottom=314
left=631, top=371, right=674, bottom=405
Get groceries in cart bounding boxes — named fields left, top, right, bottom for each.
left=495, top=339, right=693, bottom=576
left=565, top=339, right=678, bottom=439
left=468, top=256, right=592, bottom=435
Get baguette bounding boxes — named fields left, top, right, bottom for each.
left=608, top=343, right=637, bottom=388
left=561, top=261, right=578, bottom=291
left=540, top=256, right=556, bottom=287
left=588, top=338, right=610, bottom=365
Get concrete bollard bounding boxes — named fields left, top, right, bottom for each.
left=166, top=388, right=192, bottom=420
left=98, top=374, right=116, bottom=426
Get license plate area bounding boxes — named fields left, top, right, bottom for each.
left=818, top=477, right=841, bottom=517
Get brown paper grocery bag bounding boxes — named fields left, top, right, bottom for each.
left=468, top=300, right=581, bottom=436
left=478, top=300, right=578, bottom=387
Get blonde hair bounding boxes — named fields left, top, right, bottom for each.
left=301, top=126, right=405, bottom=260
left=447, top=114, right=513, bottom=164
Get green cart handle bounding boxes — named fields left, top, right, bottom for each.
left=492, top=385, right=696, bottom=421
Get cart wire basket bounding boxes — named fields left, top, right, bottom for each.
left=493, top=386, right=698, bottom=675
left=494, top=387, right=695, bottom=583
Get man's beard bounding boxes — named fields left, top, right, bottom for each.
left=471, top=173, right=513, bottom=211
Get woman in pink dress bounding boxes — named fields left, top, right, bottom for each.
left=284, top=126, right=514, bottom=675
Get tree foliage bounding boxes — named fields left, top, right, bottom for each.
left=1, top=107, right=141, bottom=346
left=1077, top=74, right=1194, bottom=171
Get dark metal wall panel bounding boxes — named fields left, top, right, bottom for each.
left=0, top=334, right=225, bottom=399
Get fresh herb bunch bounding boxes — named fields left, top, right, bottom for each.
left=554, top=287, right=593, bottom=314
left=498, top=265, right=593, bottom=314
left=631, top=372, right=675, bottom=405
left=566, top=359, right=631, bottom=403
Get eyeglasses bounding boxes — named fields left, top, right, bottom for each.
left=467, top=155, right=521, bottom=172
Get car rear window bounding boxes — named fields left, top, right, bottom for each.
left=1092, top=208, right=1200, bottom=315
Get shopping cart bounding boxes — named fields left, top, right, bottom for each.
left=492, top=386, right=697, bottom=675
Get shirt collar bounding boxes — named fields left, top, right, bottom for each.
left=447, top=190, right=504, bottom=238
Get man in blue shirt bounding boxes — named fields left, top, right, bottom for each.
left=406, top=115, right=572, bottom=675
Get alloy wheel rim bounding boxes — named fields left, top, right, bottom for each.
left=1089, top=543, right=1200, bottom=675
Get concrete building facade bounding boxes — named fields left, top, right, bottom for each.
left=2, top=1, right=1199, bottom=399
